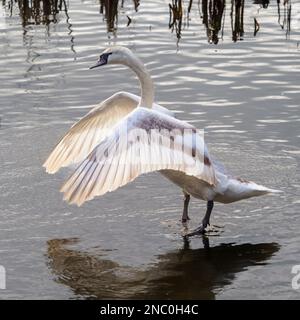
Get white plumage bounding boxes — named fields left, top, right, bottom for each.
left=44, top=46, right=281, bottom=236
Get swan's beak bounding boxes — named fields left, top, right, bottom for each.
left=90, top=52, right=112, bottom=69
left=89, top=59, right=107, bottom=69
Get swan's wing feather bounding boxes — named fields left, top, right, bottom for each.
left=61, top=108, right=216, bottom=206
left=211, top=157, right=230, bottom=176
left=43, top=92, right=140, bottom=174
left=43, top=92, right=175, bottom=174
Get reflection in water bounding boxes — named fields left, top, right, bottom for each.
left=2, top=0, right=76, bottom=55
left=231, top=0, right=245, bottom=42
left=99, top=0, right=140, bottom=33
left=1, top=0, right=294, bottom=43
left=3, top=0, right=69, bottom=26
left=168, top=0, right=292, bottom=44
left=169, top=0, right=184, bottom=42
left=253, top=0, right=269, bottom=9
left=47, top=238, right=279, bottom=299
left=99, top=0, right=119, bottom=33
left=277, top=0, right=292, bottom=38
left=201, top=0, right=226, bottom=44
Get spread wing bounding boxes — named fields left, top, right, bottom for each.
left=60, top=107, right=216, bottom=206
left=43, top=91, right=174, bottom=174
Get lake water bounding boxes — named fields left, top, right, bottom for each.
left=0, top=0, right=299, bottom=299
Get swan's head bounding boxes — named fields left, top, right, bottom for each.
left=89, top=46, right=134, bottom=69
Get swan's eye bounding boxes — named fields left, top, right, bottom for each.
left=99, top=52, right=112, bottom=65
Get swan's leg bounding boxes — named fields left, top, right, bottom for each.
left=203, top=200, right=214, bottom=227
left=181, top=192, right=191, bottom=223
left=185, top=201, right=214, bottom=236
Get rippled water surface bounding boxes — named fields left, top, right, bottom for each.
left=0, top=0, right=300, bottom=299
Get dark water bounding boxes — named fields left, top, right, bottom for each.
left=0, top=0, right=299, bottom=299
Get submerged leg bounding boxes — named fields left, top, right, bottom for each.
left=181, top=193, right=191, bottom=223
left=185, top=201, right=214, bottom=237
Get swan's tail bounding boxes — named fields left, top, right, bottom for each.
left=221, top=177, right=283, bottom=203
left=251, top=184, right=283, bottom=195
left=236, top=179, right=283, bottom=199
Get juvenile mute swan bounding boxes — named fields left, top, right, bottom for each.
left=44, top=46, right=280, bottom=236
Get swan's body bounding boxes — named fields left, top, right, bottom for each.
left=44, top=46, right=280, bottom=236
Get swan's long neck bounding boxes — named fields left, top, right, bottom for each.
left=126, top=56, right=154, bottom=108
